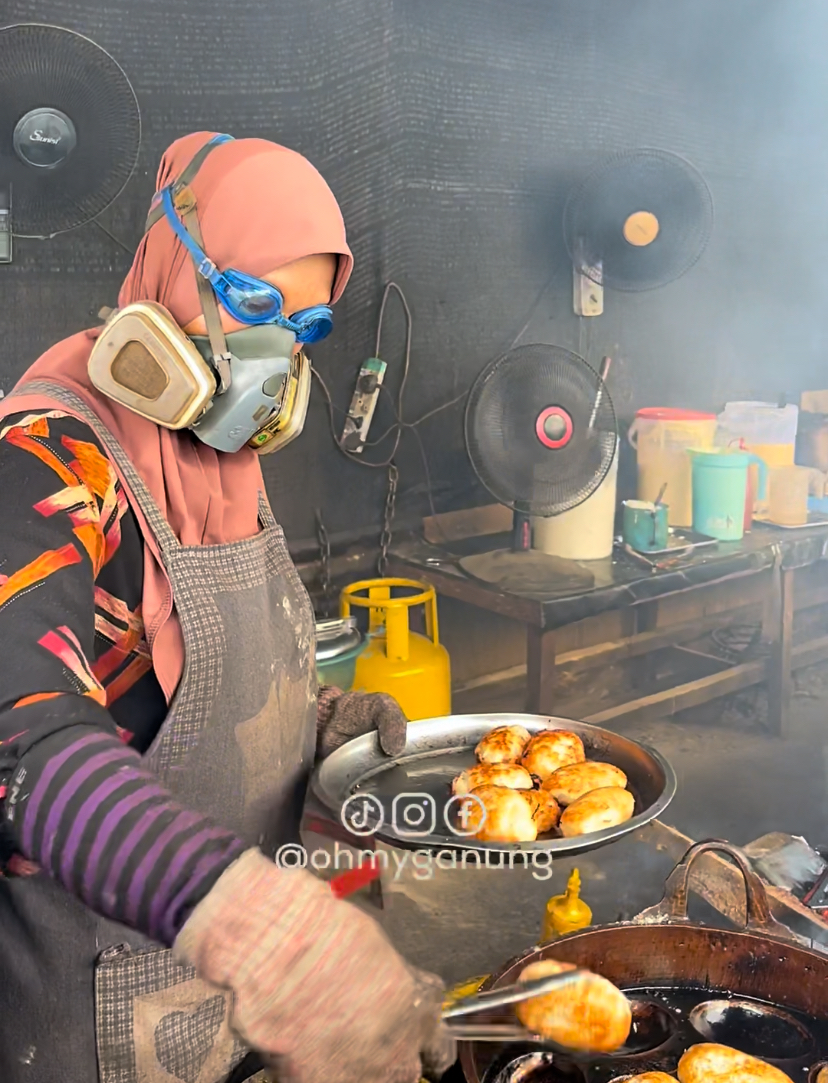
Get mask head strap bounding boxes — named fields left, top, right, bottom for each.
left=144, top=134, right=233, bottom=233
left=145, top=135, right=235, bottom=393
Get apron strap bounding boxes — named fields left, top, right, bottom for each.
left=256, top=492, right=276, bottom=528
left=8, top=382, right=275, bottom=542
left=7, top=380, right=180, bottom=554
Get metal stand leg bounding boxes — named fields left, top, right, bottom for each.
left=767, top=564, right=794, bottom=738
left=629, top=600, right=660, bottom=690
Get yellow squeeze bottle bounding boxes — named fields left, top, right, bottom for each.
left=541, top=869, right=592, bottom=942
left=442, top=975, right=488, bottom=1009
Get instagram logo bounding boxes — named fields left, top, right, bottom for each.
left=391, top=793, right=437, bottom=838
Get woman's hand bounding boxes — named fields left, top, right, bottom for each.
left=174, top=849, right=455, bottom=1083
left=316, top=688, right=407, bottom=758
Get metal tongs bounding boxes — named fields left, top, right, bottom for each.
left=442, top=970, right=591, bottom=1047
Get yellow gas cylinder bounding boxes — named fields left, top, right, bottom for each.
left=340, top=578, right=451, bottom=721
left=540, top=869, right=592, bottom=943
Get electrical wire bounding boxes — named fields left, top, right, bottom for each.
left=91, top=216, right=135, bottom=255
left=313, top=270, right=561, bottom=506
left=375, top=282, right=412, bottom=411
left=312, top=281, right=415, bottom=470
left=506, top=269, right=558, bottom=355
left=410, top=423, right=439, bottom=521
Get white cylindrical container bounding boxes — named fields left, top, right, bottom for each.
left=531, top=451, right=618, bottom=560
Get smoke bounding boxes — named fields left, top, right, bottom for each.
left=387, top=0, right=828, bottom=428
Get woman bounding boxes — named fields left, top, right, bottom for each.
left=0, top=132, right=454, bottom=1083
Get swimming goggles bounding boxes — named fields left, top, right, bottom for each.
left=158, top=185, right=334, bottom=344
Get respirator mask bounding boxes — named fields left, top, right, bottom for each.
left=88, top=134, right=332, bottom=454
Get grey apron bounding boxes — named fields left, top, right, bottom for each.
left=0, top=381, right=317, bottom=1083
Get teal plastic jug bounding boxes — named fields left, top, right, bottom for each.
left=690, top=450, right=768, bottom=541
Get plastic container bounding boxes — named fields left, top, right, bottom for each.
left=532, top=450, right=618, bottom=560
left=628, top=408, right=718, bottom=527
left=622, top=499, right=669, bottom=553
left=797, top=412, right=828, bottom=472
left=690, top=449, right=768, bottom=541
left=744, top=462, right=755, bottom=533
left=716, top=401, right=799, bottom=469
left=315, top=617, right=365, bottom=689
left=728, top=437, right=756, bottom=532
left=768, top=465, right=810, bottom=526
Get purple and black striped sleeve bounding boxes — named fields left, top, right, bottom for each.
left=6, top=725, right=245, bottom=944
left=0, top=422, right=247, bottom=945
left=0, top=422, right=347, bottom=948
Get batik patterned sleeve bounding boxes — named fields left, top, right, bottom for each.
left=0, top=412, right=244, bottom=945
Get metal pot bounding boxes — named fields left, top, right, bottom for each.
left=460, top=841, right=828, bottom=1083
left=315, top=616, right=364, bottom=689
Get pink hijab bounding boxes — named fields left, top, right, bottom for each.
left=0, top=132, right=353, bottom=701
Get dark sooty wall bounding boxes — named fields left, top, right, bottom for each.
left=3, top=0, right=828, bottom=551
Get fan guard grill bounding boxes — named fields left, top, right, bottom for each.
left=465, top=344, right=617, bottom=517
left=563, top=148, right=713, bottom=293
left=0, top=23, right=140, bottom=237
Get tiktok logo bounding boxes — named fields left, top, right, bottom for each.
left=340, top=793, right=385, bottom=837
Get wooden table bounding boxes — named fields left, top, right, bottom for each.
left=389, top=523, right=828, bottom=736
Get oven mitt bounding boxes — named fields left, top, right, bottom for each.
left=174, top=848, right=455, bottom=1083
left=316, top=686, right=408, bottom=758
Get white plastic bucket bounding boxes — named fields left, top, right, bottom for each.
left=532, top=451, right=618, bottom=561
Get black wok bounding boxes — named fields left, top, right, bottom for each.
left=460, top=841, right=828, bottom=1083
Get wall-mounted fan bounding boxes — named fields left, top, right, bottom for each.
left=0, top=24, right=141, bottom=244
left=461, top=344, right=617, bottom=595
left=563, top=148, right=714, bottom=316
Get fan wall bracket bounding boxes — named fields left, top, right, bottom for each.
left=571, top=235, right=603, bottom=316
left=0, top=185, right=11, bottom=262
left=572, top=263, right=603, bottom=317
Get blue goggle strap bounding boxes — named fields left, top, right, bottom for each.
left=153, top=161, right=290, bottom=330
left=159, top=187, right=221, bottom=286
left=147, top=135, right=335, bottom=342
left=146, top=140, right=236, bottom=391
left=145, top=135, right=334, bottom=350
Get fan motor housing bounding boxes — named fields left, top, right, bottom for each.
left=535, top=405, right=573, bottom=449
left=13, top=107, right=77, bottom=169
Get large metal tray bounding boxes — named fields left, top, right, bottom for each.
left=311, top=713, right=676, bottom=857
left=757, top=512, right=828, bottom=531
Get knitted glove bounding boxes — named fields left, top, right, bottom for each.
left=174, top=849, right=455, bottom=1083
left=316, top=686, right=407, bottom=758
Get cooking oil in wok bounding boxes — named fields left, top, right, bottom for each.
left=481, top=986, right=828, bottom=1083
left=688, top=996, right=814, bottom=1059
